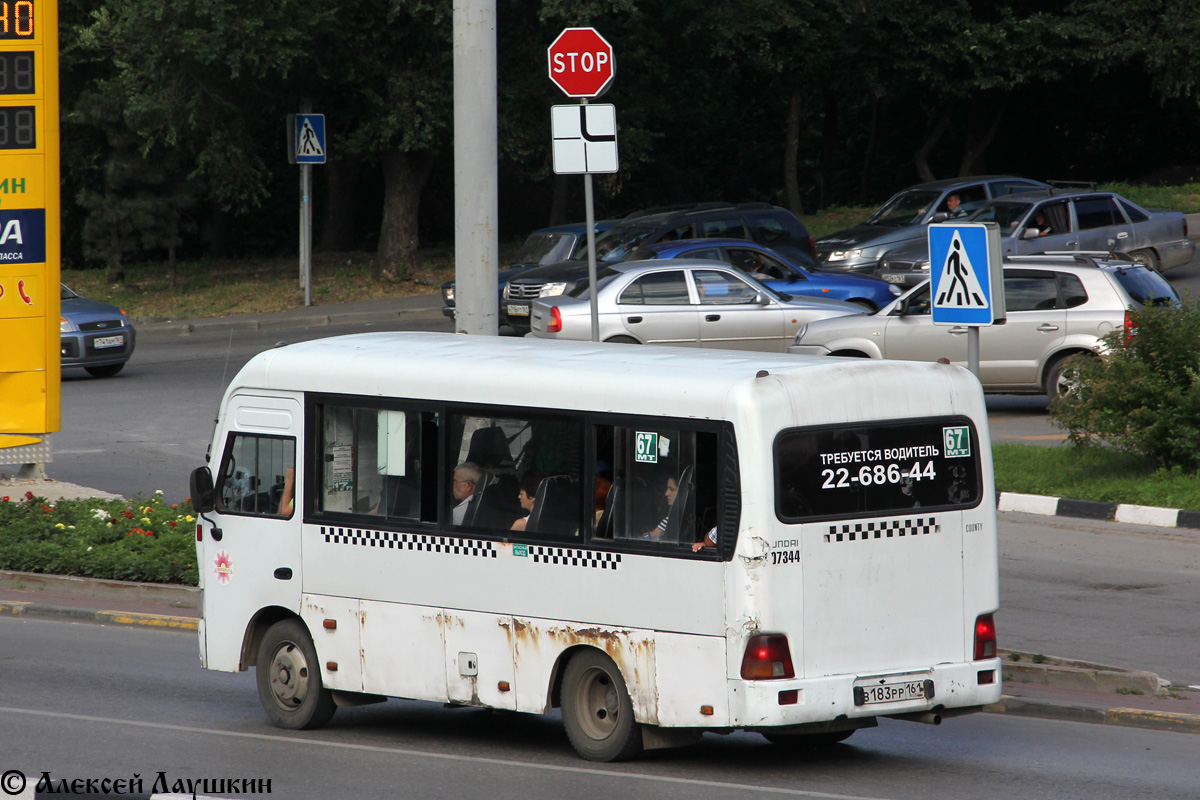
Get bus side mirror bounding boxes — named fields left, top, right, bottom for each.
left=191, top=466, right=216, bottom=513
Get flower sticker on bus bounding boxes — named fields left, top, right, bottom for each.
left=214, top=550, right=234, bottom=586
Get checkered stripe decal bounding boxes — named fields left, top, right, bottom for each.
left=321, top=526, right=497, bottom=558
left=528, top=545, right=622, bottom=570
left=825, top=517, right=939, bottom=543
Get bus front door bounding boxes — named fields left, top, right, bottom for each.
left=200, top=395, right=303, bottom=673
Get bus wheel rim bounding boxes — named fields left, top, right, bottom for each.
left=576, top=666, right=619, bottom=740
left=268, top=641, right=310, bottom=710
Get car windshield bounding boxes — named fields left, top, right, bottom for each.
left=1112, top=266, right=1180, bottom=307
left=577, top=225, right=656, bottom=263
left=866, top=190, right=941, bottom=227
left=968, top=201, right=1032, bottom=234
left=513, top=233, right=575, bottom=265
left=60, top=284, right=79, bottom=300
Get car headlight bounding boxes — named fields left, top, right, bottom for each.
left=918, top=260, right=931, bottom=271
left=502, top=283, right=511, bottom=299
left=888, top=284, right=902, bottom=295
left=793, top=324, right=808, bottom=343
left=825, top=249, right=862, bottom=262
left=539, top=282, right=568, bottom=297
left=60, top=316, right=73, bottom=333
left=442, top=285, right=455, bottom=303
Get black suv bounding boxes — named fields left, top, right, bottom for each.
left=502, top=202, right=817, bottom=332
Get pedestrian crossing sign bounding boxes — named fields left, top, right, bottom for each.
left=289, top=114, right=326, bottom=165
left=928, top=222, right=1005, bottom=325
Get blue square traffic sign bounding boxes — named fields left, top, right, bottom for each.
left=294, top=114, right=326, bottom=164
left=928, top=222, right=1004, bottom=325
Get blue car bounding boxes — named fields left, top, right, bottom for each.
left=60, top=283, right=136, bottom=377
left=441, top=219, right=618, bottom=319
left=628, top=239, right=902, bottom=311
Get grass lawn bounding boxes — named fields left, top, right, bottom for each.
left=993, top=443, right=1200, bottom=511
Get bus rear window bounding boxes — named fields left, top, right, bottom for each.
left=774, top=418, right=982, bottom=522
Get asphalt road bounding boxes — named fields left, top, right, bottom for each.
left=2, top=617, right=1199, bottom=800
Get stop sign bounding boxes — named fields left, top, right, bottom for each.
left=547, top=28, right=615, bottom=98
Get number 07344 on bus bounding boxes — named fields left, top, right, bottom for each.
left=189, top=332, right=1001, bottom=762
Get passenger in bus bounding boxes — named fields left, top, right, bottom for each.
left=510, top=474, right=541, bottom=532
left=643, top=475, right=679, bottom=538
left=692, top=526, right=717, bottom=552
left=451, top=462, right=482, bottom=525
left=277, top=467, right=295, bottom=517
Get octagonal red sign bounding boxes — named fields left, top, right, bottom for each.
left=547, top=27, right=615, bottom=98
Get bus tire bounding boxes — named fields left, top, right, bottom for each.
left=561, top=649, right=643, bottom=762
left=762, top=729, right=856, bottom=747
left=256, top=618, right=337, bottom=730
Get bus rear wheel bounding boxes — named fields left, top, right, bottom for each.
left=256, top=618, right=337, bottom=730
left=561, top=649, right=643, bottom=762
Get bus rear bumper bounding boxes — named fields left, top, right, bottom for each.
left=727, top=659, right=1003, bottom=729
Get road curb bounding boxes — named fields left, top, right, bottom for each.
left=985, top=696, right=1200, bottom=735
left=997, top=491, right=1200, bottom=532
left=0, top=600, right=198, bottom=631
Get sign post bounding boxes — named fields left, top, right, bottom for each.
left=0, top=0, right=60, bottom=473
left=548, top=28, right=616, bottom=342
left=287, top=112, right=326, bottom=308
left=928, top=222, right=1006, bottom=377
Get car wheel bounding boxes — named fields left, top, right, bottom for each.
left=1129, top=249, right=1160, bottom=271
left=829, top=350, right=870, bottom=358
left=1043, top=352, right=1091, bottom=399
left=604, top=336, right=641, bottom=344
left=256, top=618, right=337, bottom=730
left=762, top=729, right=856, bottom=748
left=848, top=299, right=878, bottom=312
left=85, top=364, right=125, bottom=378
left=561, top=649, right=643, bottom=762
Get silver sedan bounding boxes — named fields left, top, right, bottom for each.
left=529, top=260, right=865, bottom=351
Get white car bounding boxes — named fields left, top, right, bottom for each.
left=789, top=254, right=1179, bottom=396
left=530, top=260, right=865, bottom=351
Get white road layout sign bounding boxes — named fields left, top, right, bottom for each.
left=928, top=222, right=1005, bottom=326
left=551, top=104, right=618, bottom=174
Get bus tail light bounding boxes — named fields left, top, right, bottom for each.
left=741, top=634, right=795, bottom=680
left=974, top=613, right=997, bottom=660
left=547, top=306, right=563, bottom=334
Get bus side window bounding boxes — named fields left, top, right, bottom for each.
left=601, top=426, right=717, bottom=549
left=317, top=404, right=437, bottom=522
left=215, top=434, right=296, bottom=518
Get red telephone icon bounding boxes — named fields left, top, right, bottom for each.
left=18, top=279, right=32, bottom=305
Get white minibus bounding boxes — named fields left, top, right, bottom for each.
left=190, top=332, right=1000, bottom=761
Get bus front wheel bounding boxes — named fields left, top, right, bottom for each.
left=561, top=649, right=644, bottom=762
left=256, top=618, right=337, bottom=730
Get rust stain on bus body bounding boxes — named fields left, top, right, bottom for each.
left=512, top=618, right=658, bottom=724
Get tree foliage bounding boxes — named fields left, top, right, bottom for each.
left=56, top=0, right=1200, bottom=275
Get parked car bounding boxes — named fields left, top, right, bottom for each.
left=814, top=176, right=1049, bottom=274
left=626, top=239, right=902, bottom=310
left=788, top=255, right=1179, bottom=396
left=578, top=201, right=819, bottom=267
left=876, top=188, right=1196, bottom=287
left=504, top=205, right=822, bottom=333
left=59, top=283, right=136, bottom=377
left=528, top=259, right=865, bottom=351
left=440, top=219, right=619, bottom=319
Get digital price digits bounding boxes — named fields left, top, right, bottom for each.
left=0, top=1, right=34, bottom=39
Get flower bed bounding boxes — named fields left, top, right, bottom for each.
left=0, top=490, right=198, bottom=585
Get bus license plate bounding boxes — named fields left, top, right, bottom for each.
left=853, top=675, right=932, bottom=706
left=93, top=335, right=125, bottom=349
left=506, top=304, right=529, bottom=317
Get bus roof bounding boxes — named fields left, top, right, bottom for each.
left=227, top=332, right=983, bottom=423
